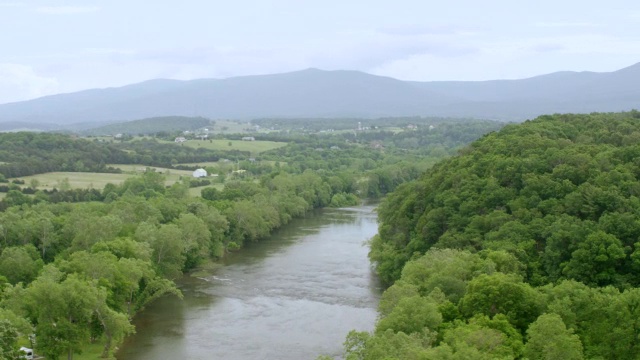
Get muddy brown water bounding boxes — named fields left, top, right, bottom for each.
left=117, top=204, right=381, bottom=360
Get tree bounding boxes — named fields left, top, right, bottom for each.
left=176, top=213, right=211, bottom=269
left=562, top=231, right=626, bottom=286
left=22, top=271, right=102, bottom=360
left=376, top=296, right=442, bottom=335
left=343, top=329, right=433, bottom=360
left=94, top=302, right=134, bottom=358
left=377, top=281, right=420, bottom=317
left=0, top=245, right=42, bottom=285
left=524, top=314, right=583, bottom=360
left=459, top=273, right=543, bottom=331
left=136, top=223, right=185, bottom=279
left=0, top=318, right=20, bottom=360
left=436, top=320, right=520, bottom=360
left=400, top=249, right=496, bottom=303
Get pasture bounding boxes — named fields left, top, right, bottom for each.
left=16, top=172, right=136, bottom=190
left=188, top=183, right=224, bottom=197
left=109, top=164, right=193, bottom=177
left=175, top=161, right=221, bottom=168
left=15, top=168, right=195, bottom=191
left=178, top=139, right=286, bottom=154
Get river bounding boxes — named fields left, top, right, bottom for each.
left=117, top=204, right=381, bottom=360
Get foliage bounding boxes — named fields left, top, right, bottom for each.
left=524, top=313, right=583, bottom=360
left=0, top=117, right=504, bottom=357
left=344, top=112, right=640, bottom=360
left=371, top=111, right=640, bottom=287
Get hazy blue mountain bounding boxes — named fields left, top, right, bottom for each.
left=0, top=63, right=638, bottom=128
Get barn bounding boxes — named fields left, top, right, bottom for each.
left=192, top=168, right=207, bottom=178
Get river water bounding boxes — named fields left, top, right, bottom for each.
left=117, top=204, right=381, bottom=360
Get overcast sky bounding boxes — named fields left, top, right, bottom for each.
left=1, top=0, right=639, bottom=104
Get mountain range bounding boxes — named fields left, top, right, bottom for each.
left=0, top=62, right=639, bottom=130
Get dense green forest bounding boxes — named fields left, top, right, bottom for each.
left=326, top=111, right=640, bottom=360
left=0, top=118, right=504, bottom=359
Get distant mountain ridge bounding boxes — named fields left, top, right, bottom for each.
left=1, top=63, right=639, bottom=129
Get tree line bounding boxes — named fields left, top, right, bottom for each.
left=0, top=132, right=241, bottom=178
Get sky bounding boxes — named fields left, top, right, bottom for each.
left=1, top=0, right=639, bottom=104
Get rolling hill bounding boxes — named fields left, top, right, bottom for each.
left=81, top=116, right=213, bottom=136
left=0, top=63, right=638, bottom=129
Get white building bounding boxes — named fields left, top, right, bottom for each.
left=192, top=168, right=207, bottom=178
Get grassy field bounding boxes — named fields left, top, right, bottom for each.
left=0, top=192, right=5, bottom=200
left=188, top=183, right=224, bottom=197
left=15, top=169, right=195, bottom=191
left=13, top=167, right=225, bottom=196
left=17, top=172, right=136, bottom=190
left=109, top=164, right=193, bottom=177
left=76, top=340, right=116, bottom=360
left=176, top=139, right=286, bottom=155
left=210, top=119, right=251, bottom=133
left=175, top=161, right=222, bottom=168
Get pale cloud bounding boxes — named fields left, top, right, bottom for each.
left=0, top=64, right=59, bottom=104
left=531, top=43, right=566, bottom=53
left=535, top=21, right=600, bottom=28
left=377, top=24, right=475, bottom=36
left=84, top=48, right=137, bottom=56
left=35, top=6, right=100, bottom=14
left=371, top=31, right=640, bottom=82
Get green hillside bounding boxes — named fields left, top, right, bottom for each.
left=82, top=116, right=213, bottom=136
left=340, top=111, right=640, bottom=360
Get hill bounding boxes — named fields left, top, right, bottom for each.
left=344, top=111, right=640, bottom=359
left=81, top=116, right=213, bottom=136
left=0, top=63, right=638, bottom=128
left=371, top=110, right=640, bottom=286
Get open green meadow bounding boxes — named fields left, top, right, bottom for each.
left=188, top=183, right=224, bottom=197
left=17, top=172, right=136, bottom=190
left=209, top=119, right=251, bottom=133
left=16, top=169, right=194, bottom=191
left=175, top=161, right=222, bottom=168
left=109, top=164, right=193, bottom=177
left=13, top=166, right=225, bottom=196
left=177, top=139, right=286, bottom=154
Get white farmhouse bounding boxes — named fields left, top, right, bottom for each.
left=192, top=168, right=207, bottom=178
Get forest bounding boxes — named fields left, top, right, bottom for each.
left=0, top=118, right=503, bottom=359
left=328, top=111, right=640, bottom=360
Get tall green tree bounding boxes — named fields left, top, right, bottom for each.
left=524, top=314, right=583, bottom=360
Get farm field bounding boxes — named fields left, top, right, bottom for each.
left=209, top=119, right=251, bottom=133
left=109, top=164, right=193, bottom=177
left=16, top=170, right=195, bottom=191
left=16, top=172, right=136, bottom=190
left=173, top=139, right=287, bottom=154
left=175, top=161, right=222, bottom=168
left=188, top=183, right=224, bottom=197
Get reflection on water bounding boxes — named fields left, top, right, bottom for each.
left=117, top=205, right=381, bottom=360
